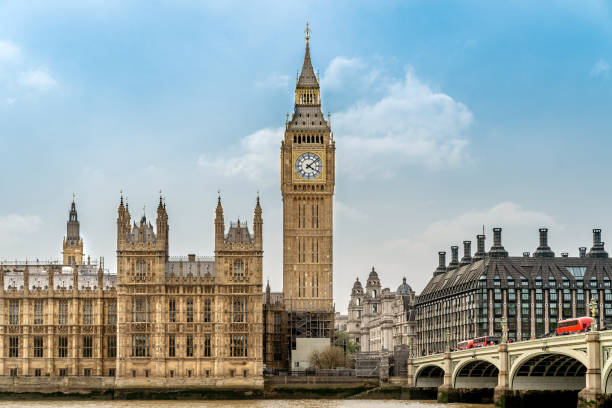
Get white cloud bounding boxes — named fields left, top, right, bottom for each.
left=0, top=40, right=21, bottom=61
left=335, top=200, right=368, bottom=220
left=381, top=201, right=558, bottom=267
left=321, top=57, right=367, bottom=90
left=200, top=56, right=473, bottom=181
left=19, top=67, right=58, bottom=91
left=197, top=127, right=283, bottom=183
left=0, top=214, right=43, bottom=246
left=365, top=202, right=560, bottom=293
left=590, top=59, right=610, bottom=78
left=255, top=73, right=290, bottom=89
left=335, top=69, right=473, bottom=171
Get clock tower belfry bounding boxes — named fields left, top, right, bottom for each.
left=281, top=25, right=335, bottom=343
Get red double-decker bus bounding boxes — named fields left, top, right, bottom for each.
left=457, top=340, right=474, bottom=350
left=556, top=317, right=593, bottom=335
left=473, top=336, right=499, bottom=347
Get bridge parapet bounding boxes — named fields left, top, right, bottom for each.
left=409, top=332, right=607, bottom=407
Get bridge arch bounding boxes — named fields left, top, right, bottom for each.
left=600, top=358, right=612, bottom=393
left=414, top=364, right=445, bottom=388
left=509, top=351, right=587, bottom=391
left=453, top=358, right=500, bottom=389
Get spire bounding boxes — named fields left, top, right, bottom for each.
left=297, top=22, right=318, bottom=89
left=66, top=196, right=80, bottom=244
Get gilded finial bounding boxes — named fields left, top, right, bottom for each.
left=305, top=21, right=311, bottom=44
left=72, top=192, right=76, bottom=202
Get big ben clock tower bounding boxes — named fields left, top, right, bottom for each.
left=281, top=24, right=335, bottom=343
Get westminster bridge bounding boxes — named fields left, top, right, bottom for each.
left=407, top=330, right=612, bottom=407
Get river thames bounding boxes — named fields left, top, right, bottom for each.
left=0, top=401, right=492, bottom=408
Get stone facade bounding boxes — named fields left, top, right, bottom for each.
left=0, top=196, right=264, bottom=387
left=346, top=268, right=416, bottom=354
left=0, top=201, right=116, bottom=378
left=281, top=27, right=335, bottom=347
left=262, top=283, right=288, bottom=372
left=115, top=194, right=263, bottom=386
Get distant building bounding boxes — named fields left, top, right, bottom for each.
left=346, top=268, right=416, bottom=354
left=334, top=312, right=348, bottom=333
left=416, top=228, right=612, bottom=355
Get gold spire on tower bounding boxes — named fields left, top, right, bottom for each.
left=305, top=21, right=311, bottom=44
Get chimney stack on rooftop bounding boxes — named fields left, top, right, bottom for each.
left=473, top=235, right=486, bottom=261
left=534, top=228, right=555, bottom=258
left=579, top=247, right=587, bottom=258
left=488, top=227, right=508, bottom=258
left=523, top=252, right=530, bottom=257
left=589, top=229, right=609, bottom=258
left=460, top=241, right=472, bottom=266
left=448, top=246, right=459, bottom=270
left=434, top=251, right=447, bottom=276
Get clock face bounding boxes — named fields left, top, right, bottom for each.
left=295, top=152, right=322, bottom=179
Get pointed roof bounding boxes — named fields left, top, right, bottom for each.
left=68, top=199, right=78, bottom=222
left=296, top=23, right=318, bottom=89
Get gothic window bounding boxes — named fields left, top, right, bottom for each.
left=59, top=301, right=68, bottom=325
left=168, top=335, right=175, bottom=357
left=107, top=302, right=117, bottom=325
left=82, top=336, right=93, bottom=358
left=168, top=299, right=176, bottom=323
left=186, top=335, right=194, bottom=357
left=132, top=297, right=149, bottom=323
left=230, top=335, right=247, bottom=357
left=33, top=336, right=43, bottom=358
left=107, top=336, right=116, bottom=358
left=83, top=301, right=93, bottom=325
left=233, top=260, right=244, bottom=278
left=203, top=299, right=211, bottom=322
left=204, top=335, right=211, bottom=357
left=58, top=337, right=68, bottom=358
left=132, top=335, right=149, bottom=357
left=232, top=298, right=246, bottom=323
left=373, top=304, right=378, bottom=313
left=9, top=301, right=19, bottom=325
left=9, top=336, right=18, bottom=358
left=33, top=301, right=44, bottom=325
left=136, top=260, right=146, bottom=280
left=186, top=298, right=194, bottom=322
left=312, top=204, right=319, bottom=229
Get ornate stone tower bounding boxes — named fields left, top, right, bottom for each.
left=281, top=25, right=335, bottom=343
left=116, top=194, right=169, bottom=380
left=62, top=198, right=84, bottom=265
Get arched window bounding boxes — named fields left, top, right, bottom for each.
left=136, top=261, right=146, bottom=280
left=233, top=260, right=244, bottom=278
left=232, top=298, right=245, bottom=322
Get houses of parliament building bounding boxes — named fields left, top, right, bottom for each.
left=0, top=28, right=335, bottom=389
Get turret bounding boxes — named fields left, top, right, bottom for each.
left=214, top=194, right=225, bottom=251
left=117, top=193, right=131, bottom=245
left=156, top=193, right=169, bottom=259
left=63, top=197, right=84, bottom=265
left=253, top=195, right=263, bottom=250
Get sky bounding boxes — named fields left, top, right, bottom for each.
left=1, top=1, right=612, bottom=312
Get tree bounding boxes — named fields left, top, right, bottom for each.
left=334, top=331, right=359, bottom=354
left=309, top=345, right=347, bottom=369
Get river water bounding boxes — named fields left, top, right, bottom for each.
left=0, top=401, right=492, bottom=408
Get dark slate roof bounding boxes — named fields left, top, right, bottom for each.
left=397, top=277, right=413, bottom=296
left=417, top=255, right=612, bottom=304
left=352, top=278, right=364, bottom=295
left=297, top=41, right=318, bottom=88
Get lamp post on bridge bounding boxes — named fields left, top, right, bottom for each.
left=445, top=329, right=450, bottom=352
left=589, top=297, right=598, bottom=332
left=501, top=316, right=507, bottom=343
